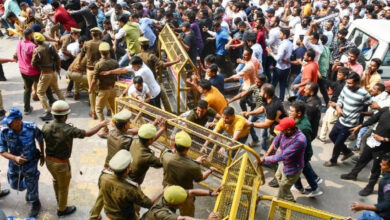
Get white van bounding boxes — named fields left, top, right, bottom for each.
left=347, top=19, right=390, bottom=79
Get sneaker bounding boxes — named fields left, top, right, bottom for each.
left=24, top=106, right=33, bottom=115
left=304, top=186, right=314, bottom=192
left=57, top=206, right=77, bottom=217
left=323, top=161, right=337, bottom=167
left=249, top=140, right=260, bottom=148
left=40, top=112, right=53, bottom=121
left=315, top=177, right=323, bottom=185
left=291, top=185, right=305, bottom=194
left=341, top=152, right=355, bottom=161
left=268, top=178, right=279, bottom=188
left=307, top=188, right=323, bottom=197
left=340, top=173, right=357, bottom=181
left=359, top=187, right=373, bottom=197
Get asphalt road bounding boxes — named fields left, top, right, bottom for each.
left=0, top=37, right=379, bottom=219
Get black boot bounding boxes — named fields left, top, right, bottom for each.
left=57, top=206, right=77, bottom=216
left=359, top=185, right=374, bottom=196
left=0, top=64, right=6, bottom=81
left=40, top=112, right=53, bottom=121
left=29, top=200, right=41, bottom=217
left=0, top=189, right=10, bottom=198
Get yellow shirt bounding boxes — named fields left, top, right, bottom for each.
left=303, top=3, right=312, bottom=16
left=203, top=86, right=227, bottom=114
left=361, top=71, right=381, bottom=92
left=215, top=115, right=250, bottom=139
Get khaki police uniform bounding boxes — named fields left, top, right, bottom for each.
left=31, top=33, right=65, bottom=113
left=142, top=197, right=179, bottom=220
left=79, top=28, right=102, bottom=115
left=89, top=110, right=134, bottom=220
left=19, top=16, right=44, bottom=32
left=98, top=150, right=153, bottom=220
left=66, top=53, right=88, bottom=94
left=93, top=44, right=119, bottom=133
left=42, top=120, right=86, bottom=212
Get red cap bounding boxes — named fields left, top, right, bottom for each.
left=275, top=117, right=296, bottom=131
left=385, top=80, right=390, bottom=87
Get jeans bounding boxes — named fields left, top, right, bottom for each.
left=318, top=77, right=329, bottom=105
left=356, top=126, right=370, bottom=149
left=329, top=121, right=352, bottom=163
left=119, top=54, right=130, bottom=67
left=294, top=161, right=318, bottom=191
left=150, top=92, right=161, bottom=108
left=263, top=55, right=275, bottom=82
left=358, top=211, right=384, bottom=220
left=291, top=73, right=302, bottom=95
left=248, top=114, right=264, bottom=143
left=272, top=68, right=290, bottom=101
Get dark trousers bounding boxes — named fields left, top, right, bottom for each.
left=150, top=92, right=161, bottom=109
left=21, top=74, right=55, bottom=112
left=350, top=144, right=388, bottom=188
left=329, top=121, right=352, bottom=163
left=272, top=68, right=290, bottom=101
left=216, top=54, right=234, bottom=76
left=318, top=77, right=329, bottom=105
left=263, top=55, right=275, bottom=83
left=294, top=161, right=318, bottom=190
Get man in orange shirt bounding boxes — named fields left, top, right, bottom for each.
left=198, top=79, right=227, bottom=114
left=292, top=49, right=318, bottom=100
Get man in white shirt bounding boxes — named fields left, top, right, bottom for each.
left=264, top=16, right=281, bottom=84
left=266, top=28, right=293, bottom=101
left=99, top=56, right=162, bottom=108
left=125, top=75, right=151, bottom=103
left=292, top=16, right=310, bottom=49
left=303, top=22, right=324, bottom=62
left=110, top=4, right=130, bottom=31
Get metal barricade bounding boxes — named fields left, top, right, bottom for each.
left=114, top=96, right=265, bottom=189
left=258, top=195, right=348, bottom=220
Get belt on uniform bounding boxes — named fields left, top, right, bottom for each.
left=99, top=86, right=113, bottom=90
left=46, top=155, right=69, bottom=163
left=87, top=66, right=94, bottom=70
left=41, top=70, right=55, bottom=74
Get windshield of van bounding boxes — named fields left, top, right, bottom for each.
left=348, top=29, right=379, bottom=61
left=383, top=45, right=390, bottom=66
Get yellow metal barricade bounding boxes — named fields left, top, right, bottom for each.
left=213, top=153, right=262, bottom=220
left=258, top=195, right=348, bottom=220
left=115, top=97, right=265, bottom=189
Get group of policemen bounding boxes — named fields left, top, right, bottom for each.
left=0, top=99, right=220, bottom=219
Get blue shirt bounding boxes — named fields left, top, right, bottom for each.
left=209, top=74, right=225, bottom=94
left=0, top=121, right=43, bottom=162
left=96, top=9, right=106, bottom=30
left=216, top=29, right=229, bottom=56
left=140, top=18, right=156, bottom=47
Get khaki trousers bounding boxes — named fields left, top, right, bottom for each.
left=46, top=159, right=71, bottom=211
left=96, top=88, right=115, bottom=132
left=275, top=163, right=301, bottom=202
left=179, top=196, right=195, bottom=217
left=319, top=107, right=339, bottom=140
left=37, top=72, right=64, bottom=112
left=67, top=71, right=88, bottom=93
left=87, top=69, right=96, bottom=113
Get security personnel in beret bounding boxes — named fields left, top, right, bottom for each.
left=0, top=108, right=45, bottom=217
left=89, top=108, right=139, bottom=220
left=31, top=32, right=65, bottom=121
left=99, top=149, right=160, bottom=220
left=137, top=36, right=181, bottom=78
left=80, top=27, right=103, bottom=119
left=42, top=100, right=108, bottom=217
left=142, top=185, right=219, bottom=220
left=89, top=42, right=119, bottom=138
left=161, top=131, right=218, bottom=217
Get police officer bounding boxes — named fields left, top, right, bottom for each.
left=99, top=149, right=160, bottom=220
left=31, top=32, right=65, bottom=121
left=89, top=109, right=138, bottom=220
left=143, top=185, right=219, bottom=220
left=0, top=108, right=45, bottom=217
left=80, top=27, right=103, bottom=119
left=42, top=100, right=108, bottom=216
left=161, top=131, right=217, bottom=217
left=137, top=36, right=181, bottom=78
left=89, top=42, right=119, bottom=138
